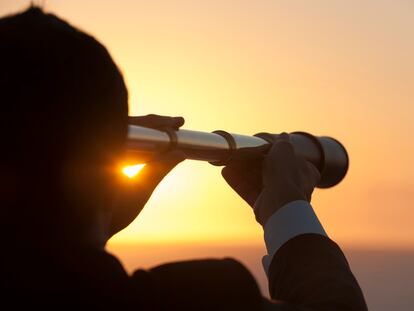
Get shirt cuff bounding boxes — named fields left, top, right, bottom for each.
left=261, top=200, right=327, bottom=275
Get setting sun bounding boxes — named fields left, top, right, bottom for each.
left=122, top=164, right=146, bottom=178
left=1, top=1, right=413, bottom=309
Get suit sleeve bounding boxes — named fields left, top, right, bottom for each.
left=266, top=234, right=368, bottom=311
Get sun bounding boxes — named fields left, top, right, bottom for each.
left=122, top=164, right=146, bottom=178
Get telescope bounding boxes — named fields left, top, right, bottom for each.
left=126, top=126, right=349, bottom=188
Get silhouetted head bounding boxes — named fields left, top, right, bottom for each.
left=0, top=7, right=128, bottom=247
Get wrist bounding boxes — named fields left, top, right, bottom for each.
left=254, top=188, right=307, bottom=225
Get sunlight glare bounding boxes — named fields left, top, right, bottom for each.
left=122, top=164, right=146, bottom=178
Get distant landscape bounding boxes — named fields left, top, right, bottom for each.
left=108, top=242, right=414, bottom=311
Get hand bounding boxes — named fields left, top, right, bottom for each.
left=108, top=114, right=186, bottom=237
left=222, top=133, right=320, bottom=225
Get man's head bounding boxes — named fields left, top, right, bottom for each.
left=0, top=7, right=128, bottom=245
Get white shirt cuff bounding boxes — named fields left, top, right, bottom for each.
left=261, top=200, right=327, bottom=275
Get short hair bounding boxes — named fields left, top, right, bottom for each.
left=0, top=7, right=129, bottom=237
left=0, top=7, right=128, bottom=172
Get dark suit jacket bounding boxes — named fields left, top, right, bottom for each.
left=266, top=234, right=368, bottom=310
left=1, top=234, right=367, bottom=310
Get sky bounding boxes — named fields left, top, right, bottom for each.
left=1, top=0, right=413, bottom=249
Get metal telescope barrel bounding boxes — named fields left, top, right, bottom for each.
left=126, top=125, right=349, bottom=188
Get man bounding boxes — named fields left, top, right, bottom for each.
left=0, top=7, right=367, bottom=310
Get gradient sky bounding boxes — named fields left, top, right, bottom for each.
left=2, top=0, right=413, bottom=249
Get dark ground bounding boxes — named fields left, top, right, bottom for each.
left=108, top=243, right=414, bottom=311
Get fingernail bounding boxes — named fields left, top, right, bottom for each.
left=175, top=117, right=185, bottom=125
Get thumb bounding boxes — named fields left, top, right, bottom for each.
left=136, top=151, right=185, bottom=192
left=222, top=166, right=261, bottom=207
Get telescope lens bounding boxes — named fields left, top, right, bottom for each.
left=316, top=137, right=349, bottom=188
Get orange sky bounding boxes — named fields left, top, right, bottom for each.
left=2, top=0, right=413, bottom=249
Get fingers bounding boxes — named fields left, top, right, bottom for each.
left=273, top=132, right=290, bottom=143
left=110, top=150, right=185, bottom=236
left=225, top=144, right=269, bottom=167
left=262, top=133, right=295, bottom=184
left=306, top=161, right=321, bottom=188
left=137, top=150, right=185, bottom=191
left=222, top=165, right=262, bottom=207
left=265, top=133, right=295, bottom=169
left=127, top=114, right=186, bottom=191
left=129, top=114, right=185, bottom=130
left=221, top=144, right=269, bottom=207
left=269, top=133, right=294, bottom=158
